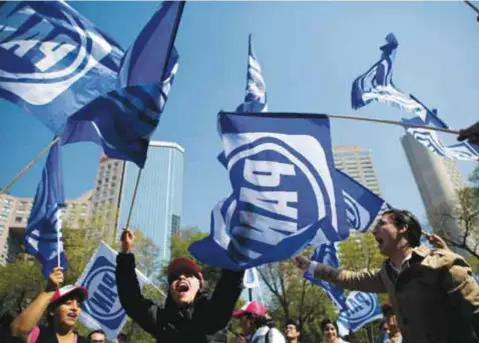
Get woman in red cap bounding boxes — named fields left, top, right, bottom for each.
left=230, top=301, right=285, bottom=343
left=10, top=267, right=89, bottom=343
left=116, top=229, right=245, bottom=343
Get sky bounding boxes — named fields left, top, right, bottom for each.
left=0, top=1, right=478, bottom=233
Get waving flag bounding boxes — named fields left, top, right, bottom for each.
left=402, top=108, right=479, bottom=161
left=236, top=34, right=267, bottom=113
left=76, top=241, right=156, bottom=340
left=24, top=139, right=67, bottom=277
left=304, top=242, right=347, bottom=311
left=0, top=1, right=123, bottom=134
left=336, top=291, right=383, bottom=336
left=62, top=2, right=184, bottom=168
left=0, top=1, right=184, bottom=168
left=336, top=169, right=385, bottom=232
left=352, top=33, right=430, bottom=120
left=190, top=112, right=348, bottom=270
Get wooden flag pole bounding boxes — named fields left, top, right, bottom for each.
left=222, top=111, right=460, bottom=135
left=0, top=136, right=61, bottom=196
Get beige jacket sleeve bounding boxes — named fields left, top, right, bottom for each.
left=439, top=250, right=479, bottom=337
left=312, top=263, right=387, bottom=293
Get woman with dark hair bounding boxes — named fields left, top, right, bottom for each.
left=320, top=319, right=350, bottom=343
left=230, top=301, right=285, bottom=343
left=10, top=267, right=89, bottom=343
left=116, top=229, right=245, bottom=343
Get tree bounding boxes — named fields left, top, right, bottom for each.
left=257, top=257, right=336, bottom=343
left=429, top=165, right=479, bottom=259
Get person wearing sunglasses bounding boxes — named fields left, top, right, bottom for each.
left=116, top=229, right=245, bottom=343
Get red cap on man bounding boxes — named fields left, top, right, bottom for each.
left=167, top=257, right=203, bottom=285
left=232, top=301, right=268, bottom=317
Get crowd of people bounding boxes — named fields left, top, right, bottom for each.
left=1, top=123, right=478, bottom=342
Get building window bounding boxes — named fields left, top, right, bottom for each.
left=15, top=217, right=22, bottom=223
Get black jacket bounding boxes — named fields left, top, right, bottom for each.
left=115, top=253, right=245, bottom=343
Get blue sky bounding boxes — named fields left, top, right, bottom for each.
left=0, top=1, right=478, bottom=232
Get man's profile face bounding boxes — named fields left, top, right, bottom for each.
left=284, top=324, right=300, bottom=340
left=372, top=214, right=402, bottom=256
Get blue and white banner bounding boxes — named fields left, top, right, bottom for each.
left=236, top=34, right=268, bottom=113
left=304, top=242, right=347, bottom=311
left=351, top=33, right=434, bottom=122
left=0, top=1, right=123, bottom=134
left=336, top=169, right=385, bottom=232
left=61, top=2, right=183, bottom=168
left=76, top=242, right=156, bottom=340
left=336, top=291, right=383, bottom=336
left=402, top=112, right=479, bottom=161
left=0, top=1, right=184, bottom=168
left=24, top=139, right=67, bottom=277
left=190, top=112, right=349, bottom=270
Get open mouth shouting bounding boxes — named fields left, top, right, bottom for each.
left=176, top=281, right=190, bottom=296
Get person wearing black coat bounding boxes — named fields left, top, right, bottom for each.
left=116, top=229, right=245, bottom=343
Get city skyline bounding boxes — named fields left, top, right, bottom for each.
left=1, top=1, right=478, bottom=234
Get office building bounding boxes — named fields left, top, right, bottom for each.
left=401, top=133, right=467, bottom=242
left=333, top=145, right=382, bottom=196
left=117, top=141, right=184, bottom=266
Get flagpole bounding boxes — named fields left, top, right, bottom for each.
left=0, top=137, right=61, bottom=196
left=464, top=1, right=479, bottom=18
left=125, top=168, right=143, bottom=229
left=223, top=111, right=460, bottom=135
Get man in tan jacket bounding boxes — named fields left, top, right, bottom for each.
left=294, top=209, right=479, bottom=343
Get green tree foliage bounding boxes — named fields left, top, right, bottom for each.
left=166, top=227, right=221, bottom=288
left=338, top=232, right=387, bottom=343
left=431, top=164, right=479, bottom=259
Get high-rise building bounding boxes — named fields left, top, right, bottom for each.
left=0, top=191, right=93, bottom=265
left=89, top=155, right=125, bottom=242
left=401, top=133, right=467, bottom=241
left=117, top=141, right=184, bottom=265
left=333, top=145, right=382, bottom=196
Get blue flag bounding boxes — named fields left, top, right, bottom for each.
left=61, top=2, right=183, bottom=168
left=336, top=291, right=383, bottom=335
left=236, top=34, right=268, bottom=113
left=304, top=242, right=347, bottom=311
left=402, top=109, right=479, bottom=161
left=0, top=1, right=123, bottom=134
left=190, top=112, right=348, bottom=270
left=24, top=139, right=67, bottom=277
left=336, top=169, right=385, bottom=232
left=352, top=33, right=434, bottom=119
left=0, top=1, right=184, bottom=168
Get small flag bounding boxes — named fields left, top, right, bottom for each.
left=76, top=242, right=155, bottom=340
left=402, top=109, right=479, bottom=161
left=190, top=112, right=348, bottom=270
left=336, top=169, right=385, bottom=232
left=236, top=34, right=268, bottom=113
left=336, top=291, right=383, bottom=336
left=24, top=139, right=67, bottom=277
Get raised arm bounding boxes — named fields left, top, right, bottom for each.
left=10, top=267, right=63, bottom=341
left=115, top=230, right=163, bottom=336
left=196, top=268, right=245, bottom=333
left=293, top=255, right=386, bottom=293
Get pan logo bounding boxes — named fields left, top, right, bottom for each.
left=0, top=2, right=112, bottom=104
